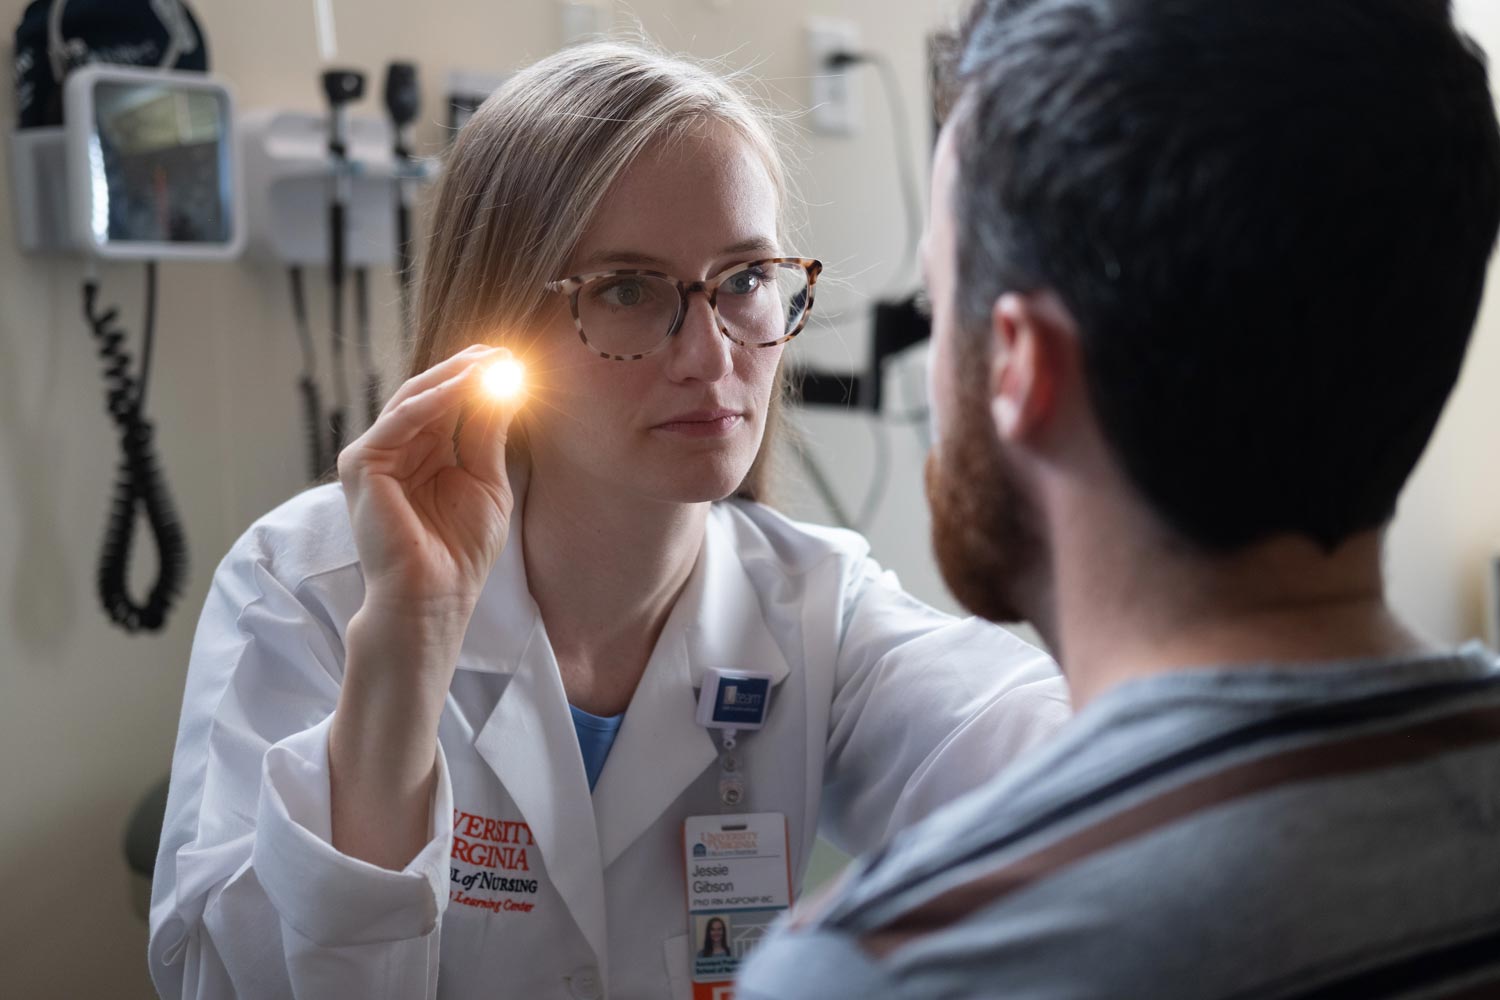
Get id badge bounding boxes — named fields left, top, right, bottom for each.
left=682, top=812, right=793, bottom=999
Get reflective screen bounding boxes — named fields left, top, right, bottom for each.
left=89, top=81, right=232, bottom=245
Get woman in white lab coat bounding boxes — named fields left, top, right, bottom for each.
left=148, top=41, right=1066, bottom=1000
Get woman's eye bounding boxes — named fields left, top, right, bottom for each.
left=725, top=269, right=768, bottom=295
left=593, top=278, right=649, bottom=307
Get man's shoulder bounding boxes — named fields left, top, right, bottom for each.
left=738, top=752, right=1069, bottom=999
left=740, top=717, right=1100, bottom=996
left=817, top=646, right=1500, bottom=936
left=744, top=649, right=1500, bottom=998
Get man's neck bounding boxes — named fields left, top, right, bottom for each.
left=520, top=459, right=708, bottom=716
left=1045, top=524, right=1430, bottom=712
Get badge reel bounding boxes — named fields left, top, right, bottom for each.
left=695, top=668, right=770, bottom=809
left=682, top=670, right=792, bottom=998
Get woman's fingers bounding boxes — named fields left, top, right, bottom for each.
left=455, top=392, right=518, bottom=488
left=379, top=343, right=509, bottom=417
left=357, top=364, right=483, bottom=455
left=340, top=344, right=521, bottom=499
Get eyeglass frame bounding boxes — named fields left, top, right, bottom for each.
left=544, top=256, right=824, bottom=362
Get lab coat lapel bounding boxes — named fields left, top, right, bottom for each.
left=461, top=477, right=610, bottom=971
left=472, top=620, right=609, bottom=970
left=455, top=468, right=537, bottom=674
left=592, top=507, right=792, bottom=870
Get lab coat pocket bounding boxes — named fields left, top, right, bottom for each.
left=663, top=933, right=692, bottom=1000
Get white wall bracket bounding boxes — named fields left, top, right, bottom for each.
left=238, top=108, right=438, bottom=267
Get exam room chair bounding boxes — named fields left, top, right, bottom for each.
left=125, top=777, right=170, bottom=920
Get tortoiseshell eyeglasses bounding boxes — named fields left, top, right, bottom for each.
left=544, top=257, right=823, bottom=362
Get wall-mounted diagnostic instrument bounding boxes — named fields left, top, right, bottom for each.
left=10, top=24, right=243, bottom=632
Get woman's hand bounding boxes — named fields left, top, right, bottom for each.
left=329, top=343, right=521, bottom=870
left=338, top=344, right=521, bottom=634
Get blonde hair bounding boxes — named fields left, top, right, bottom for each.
left=406, top=41, right=795, bottom=503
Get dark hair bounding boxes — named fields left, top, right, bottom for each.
left=949, top=0, right=1500, bottom=551
left=699, top=916, right=728, bottom=957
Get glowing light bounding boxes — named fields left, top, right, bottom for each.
left=480, top=358, right=526, bottom=401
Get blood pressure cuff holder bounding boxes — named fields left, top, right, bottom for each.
left=13, top=0, right=210, bottom=129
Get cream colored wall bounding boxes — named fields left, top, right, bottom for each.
left=1387, top=0, right=1500, bottom=646
left=3, top=1, right=1498, bottom=997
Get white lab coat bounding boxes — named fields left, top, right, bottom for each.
left=149, top=480, right=1067, bottom=1000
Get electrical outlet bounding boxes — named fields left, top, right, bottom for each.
left=807, top=17, right=861, bottom=136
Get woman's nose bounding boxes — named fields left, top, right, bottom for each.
left=665, top=292, right=733, bottom=383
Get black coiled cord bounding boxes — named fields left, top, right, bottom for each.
left=83, top=263, right=188, bottom=633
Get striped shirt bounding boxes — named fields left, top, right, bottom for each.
left=739, top=645, right=1500, bottom=999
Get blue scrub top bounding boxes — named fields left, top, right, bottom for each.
left=569, top=703, right=626, bottom=791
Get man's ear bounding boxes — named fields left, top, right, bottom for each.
left=989, top=291, right=1076, bottom=444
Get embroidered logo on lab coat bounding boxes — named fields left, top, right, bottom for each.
left=449, top=808, right=541, bottom=914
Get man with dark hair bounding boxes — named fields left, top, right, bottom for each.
left=740, top=0, right=1500, bottom=996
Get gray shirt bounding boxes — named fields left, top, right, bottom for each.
left=739, top=644, right=1500, bottom=999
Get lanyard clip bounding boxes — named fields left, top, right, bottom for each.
left=695, top=669, right=773, bottom=732
left=717, top=730, right=744, bottom=809
left=697, top=670, right=772, bottom=811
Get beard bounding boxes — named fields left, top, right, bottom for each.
left=925, top=360, right=1048, bottom=626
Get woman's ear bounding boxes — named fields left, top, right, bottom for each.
left=989, top=291, right=1077, bottom=446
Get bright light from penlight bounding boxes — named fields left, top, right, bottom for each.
left=481, top=358, right=526, bottom=401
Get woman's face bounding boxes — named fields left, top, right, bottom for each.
left=709, top=919, right=725, bottom=943
left=524, top=123, right=785, bottom=505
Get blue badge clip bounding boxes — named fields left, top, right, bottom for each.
left=695, top=669, right=773, bottom=732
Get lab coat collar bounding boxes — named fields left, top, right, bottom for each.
left=454, top=464, right=539, bottom=675
left=683, top=504, right=794, bottom=692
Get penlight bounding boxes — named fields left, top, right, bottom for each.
left=480, top=358, right=526, bottom=401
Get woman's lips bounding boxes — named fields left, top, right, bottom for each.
left=652, top=410, right=744, bottom=437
